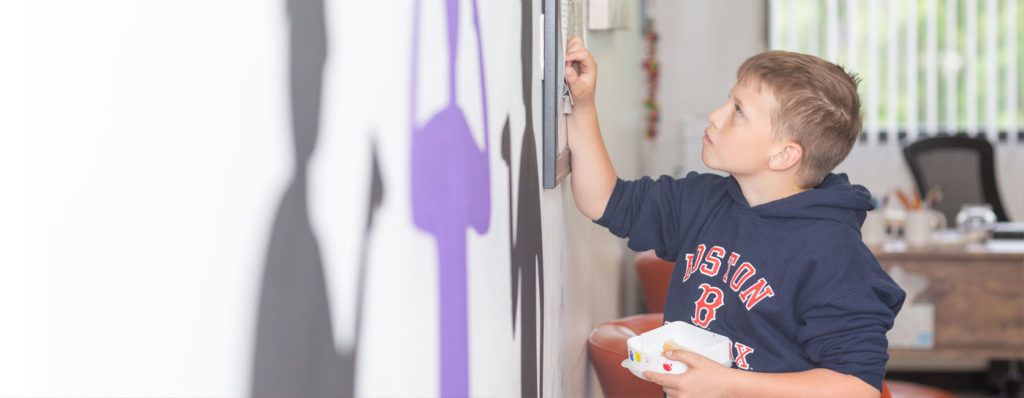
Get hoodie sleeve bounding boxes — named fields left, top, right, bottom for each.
left=796, top=280, right=905, bottom=393
left=594, top=173, right=712, bottom=261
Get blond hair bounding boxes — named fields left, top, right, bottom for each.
left=737, top=51, right=862, bottom=188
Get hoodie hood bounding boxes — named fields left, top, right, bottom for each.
left=727, top=173, right=875, bottom=229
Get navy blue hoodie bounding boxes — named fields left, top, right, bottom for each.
left=596, top=172, right=905, bottom=392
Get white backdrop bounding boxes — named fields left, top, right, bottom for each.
left=1, top=0, right=551, bottom=396
left=2, top=1, right=289, bottom=396
left=0, top=0, right=655, bottom=396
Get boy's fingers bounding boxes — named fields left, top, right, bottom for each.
left=564, top=50, right=584, bottom=63
left=664, top=349, right=688, bottom=362
left=667, top=350, right=715, bottom=368
left=565, top=46, right=591, bottom=59
left=565, top=51, right=594, bottom=73
left=642, top=370, right=671, bottom=386
left=568, top=39, right=585, bottom=53
left=565, top=50, right=592, bottom=63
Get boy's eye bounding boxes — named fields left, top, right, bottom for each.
left=734, top=105, right=743, bottom=116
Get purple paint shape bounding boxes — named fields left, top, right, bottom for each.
left=410, top=0, right=491, bottom=396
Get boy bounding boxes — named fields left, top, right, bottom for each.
left=564, top=36, right=905, bottom=397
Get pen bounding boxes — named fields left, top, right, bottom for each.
left=926, top=186, right=942, bottom=209
left=896, top=189, right=913, bottom=209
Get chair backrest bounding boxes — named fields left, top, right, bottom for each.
left=587, top=313, right=665, bottom=398
left=635, top=250, right=675, bottom=313
left=903, top=135, right=1009, bottom=223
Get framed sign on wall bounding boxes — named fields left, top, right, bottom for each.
left=542, top=0, right=585, bottom=189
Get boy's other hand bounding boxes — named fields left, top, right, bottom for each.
left=564, top=35, right=596, bottom=108
left=643, top=350, right=735, bottom=398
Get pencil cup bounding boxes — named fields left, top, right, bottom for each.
left=904, top=209, right=946, bottom=248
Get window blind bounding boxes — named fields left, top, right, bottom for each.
left=767, top=0, right=1023, bottom=145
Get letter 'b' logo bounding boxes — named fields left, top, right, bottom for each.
left=692, top=283, right=724, bottom=328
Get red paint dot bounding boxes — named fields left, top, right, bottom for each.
left=663, top=363, right=672, bottom=371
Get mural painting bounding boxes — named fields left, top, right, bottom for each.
left=251, top=0, right=382, bottom=396
left=256, top=0, right=547, bottom=396
left=502, top=0, right=546, bottom=396
left=409, top=0, right=492, bottom=396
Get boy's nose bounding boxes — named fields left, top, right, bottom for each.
left=708, top=103, right=727, bottom=128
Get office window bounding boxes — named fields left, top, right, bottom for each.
left=767, top=0, right=1023, bottom=145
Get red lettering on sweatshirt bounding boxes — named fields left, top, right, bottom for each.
left=692, top=283, right=724, bottom=328
left=729, top=262, right=755, bottom=292
left=700, top=246, right=726, bottom=277
left=723, top=252, right=740, bottom=283
left=680, top=245, right=776, bottom=313
left=738, top=277, right=775, bottom=310
left=683, top=253, right=695, bottom=282
left=733, top=342, right=755, bottom=370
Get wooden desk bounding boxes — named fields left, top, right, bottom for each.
left=873, top=248, right=1024, bottom=364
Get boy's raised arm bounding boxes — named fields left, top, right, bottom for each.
left=564, top=36, right=618, bottom=221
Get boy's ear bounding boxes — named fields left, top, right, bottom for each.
left=768, top=141, right=803, bottom=171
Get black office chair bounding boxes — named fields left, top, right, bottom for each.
left=902, top=135, right=1009, bottom=223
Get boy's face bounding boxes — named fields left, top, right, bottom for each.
left=701, top=78, right=778, bottom=178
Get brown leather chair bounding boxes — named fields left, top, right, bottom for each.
left=635, top=250, right=674, bottom=313
left=587, top=313, right=665, bottom=397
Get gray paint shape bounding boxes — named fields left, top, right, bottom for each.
left=250, top=0, right=381, bottom=397
left=501, top=2, right=545, bottom=396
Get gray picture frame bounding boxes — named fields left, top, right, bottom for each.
left=542, top=0, right=572, bottom=189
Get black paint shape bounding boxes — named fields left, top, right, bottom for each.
left=500, top=1, right=545, bottom=396
left=251, top=0, right=383, bottom=396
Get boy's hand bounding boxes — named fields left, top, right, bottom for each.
left=564, top=35, right=596, bottom=108
left=562, top=35, right=615, bottom=221
left=643, top=350, right=736, bottom=398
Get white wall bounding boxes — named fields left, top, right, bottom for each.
left=646, top=1, right=1023, bottom=222
left=0, top=0, right=650, bottom=397
left=2, top=1, right=288, bottom=396
left=560, top=3, right=648, bottom=396
left=643, top=0, right=766, bottom=177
